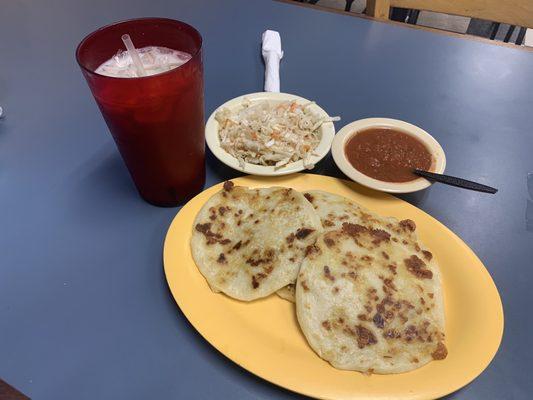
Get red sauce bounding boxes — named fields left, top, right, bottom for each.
left=345, top=128, right=433, bottom=183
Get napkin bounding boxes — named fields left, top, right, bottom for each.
left=262, top=30, right=284, bottom=92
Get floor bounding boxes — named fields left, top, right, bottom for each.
left=307, top=0, right=532, bottom=47
left=525, top=30, right=533, bottom=46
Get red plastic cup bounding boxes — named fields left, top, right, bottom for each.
left=76, top=18, right=205, bottom=206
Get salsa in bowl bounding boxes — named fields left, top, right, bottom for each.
left=332, top=118, right=446, bottom=193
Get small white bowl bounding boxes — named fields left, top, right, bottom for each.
left=331, top=118, right=446, bottom=193
left=205, top=92, right=336, bottom=176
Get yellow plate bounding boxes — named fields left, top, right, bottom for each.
left=163, top=174, right=503, bottom=400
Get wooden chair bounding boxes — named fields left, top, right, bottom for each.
left=367, top=0, right=533, bottom=28
left=366, top=0, right=533, bottom=44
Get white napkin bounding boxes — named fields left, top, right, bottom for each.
left=262, top=30, right=283, bottom=92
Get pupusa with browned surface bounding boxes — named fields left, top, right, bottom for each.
left=191, top=181, right=322, bottom=301
left=295, top=191, right=446, bottom=374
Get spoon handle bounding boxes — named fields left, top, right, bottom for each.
left=414, top=170, right=498, bottom=194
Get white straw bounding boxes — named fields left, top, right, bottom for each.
left=121, top=34, right=146, bottom=77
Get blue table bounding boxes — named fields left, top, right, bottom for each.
left=1, top=1, right=532, bottom=399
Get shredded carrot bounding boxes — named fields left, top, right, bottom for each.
left=290, top=102, right=298, bottom=112
left=271, top=131, right=281, bottom=140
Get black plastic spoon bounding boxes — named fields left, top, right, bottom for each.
left=414, top=170, right=498, bottom=194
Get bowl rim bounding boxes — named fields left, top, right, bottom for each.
left=205, top=92, right=336, bottom=176
left=331, top=118, right=446, bottom=193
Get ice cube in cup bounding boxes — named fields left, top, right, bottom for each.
left=95, top=46, right=192, bottom=78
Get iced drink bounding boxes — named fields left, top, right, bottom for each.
left=76, top=18, right=205, bottom=206
left=95, top=46, right=192, bottom=78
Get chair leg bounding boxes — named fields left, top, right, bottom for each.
left=503, top=25, right=516, bottom=42
left=489, top=22, right=500, bottom=40
left=390, top=8, right=410, bottom=22
left=406, top=10, right=420, bottom=24
left=345, top=0, right=355, bottom=12
left=515, top=27, right=527, bottom=45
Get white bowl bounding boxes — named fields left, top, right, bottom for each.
left=205, top=92, right=336, bottom=176
left=331, top=118, right=446, bottom=193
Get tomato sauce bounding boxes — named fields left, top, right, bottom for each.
left=345, top=128, right=433, bottom=183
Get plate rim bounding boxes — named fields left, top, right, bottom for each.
left=163, top=173, right=504, bottom=400
left=205, top=92, right=336, bottom=176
